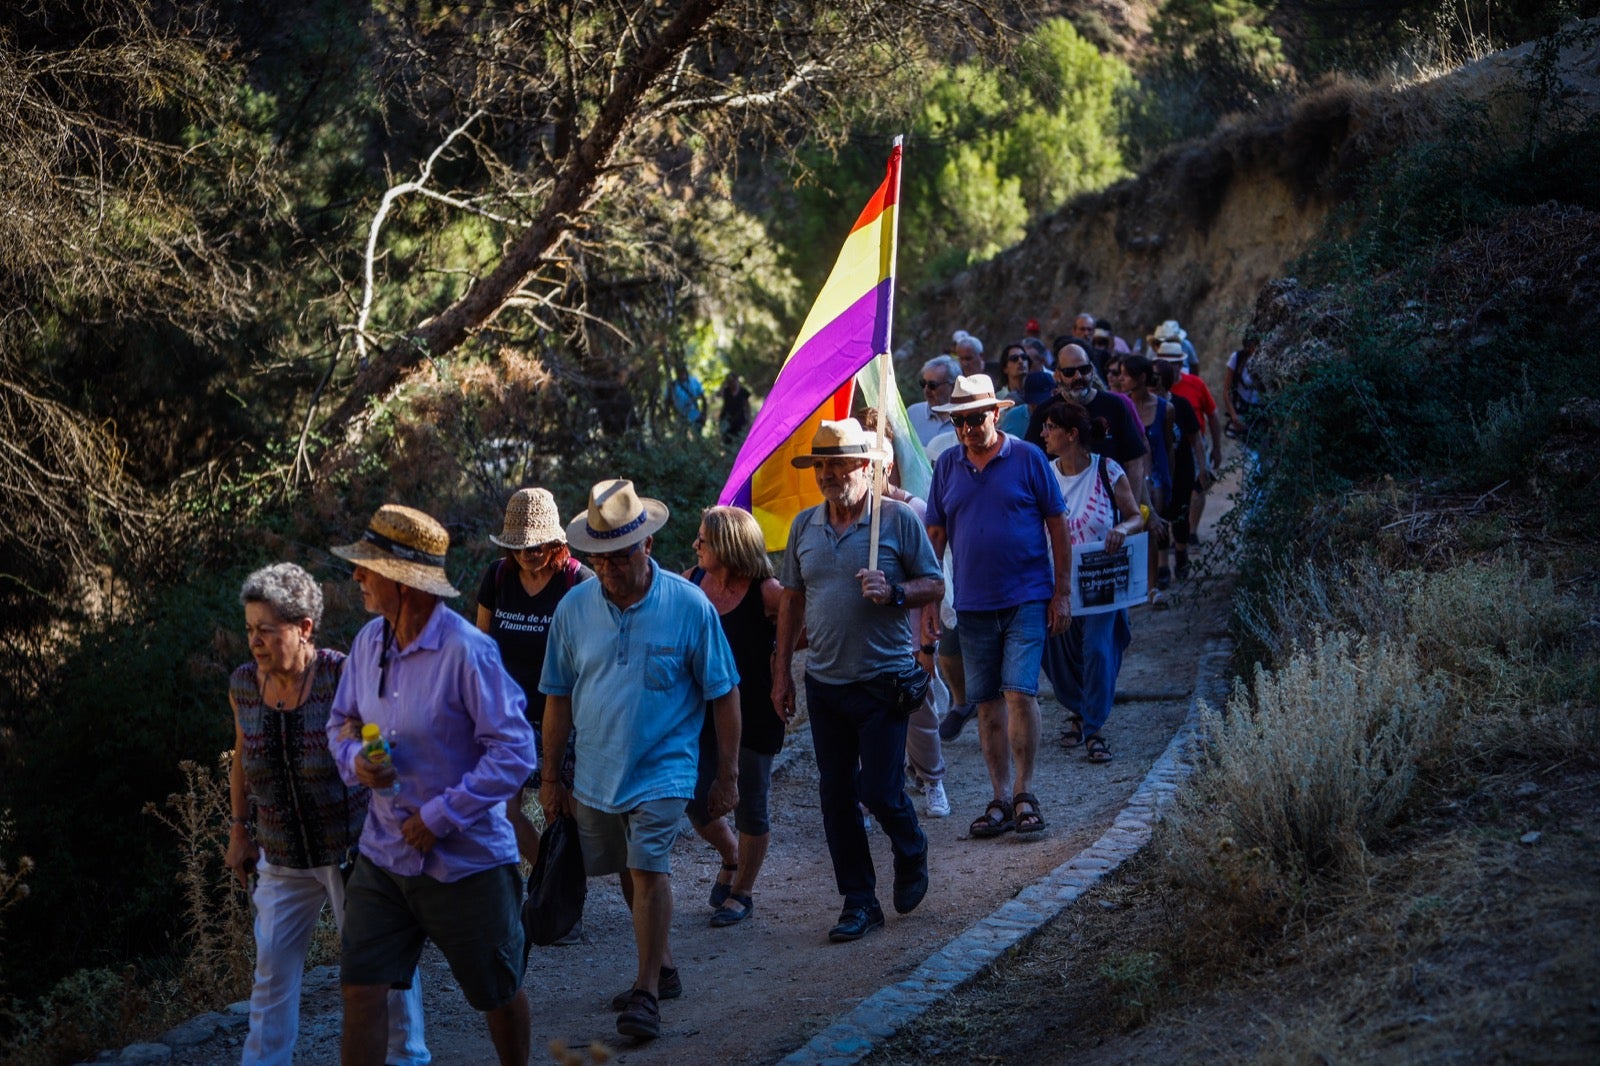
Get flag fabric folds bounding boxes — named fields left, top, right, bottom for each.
left=717, top=142, right=902, bottom=550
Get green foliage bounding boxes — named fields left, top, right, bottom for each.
left=0, top=567, right=253, bottom=991
left=1151, top=0, right=1289, bottom=112
left=772, top=19, right=1132, bottom=300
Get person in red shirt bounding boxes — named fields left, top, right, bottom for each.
left=1156, top=340, right=1222, bottom=566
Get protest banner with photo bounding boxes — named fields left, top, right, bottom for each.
left=1070, top=532, right=1148, bottom=615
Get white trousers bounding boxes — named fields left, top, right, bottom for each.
left=242, top=860, right=430, bottom=1066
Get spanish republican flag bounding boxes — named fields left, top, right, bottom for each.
left=717, top=139, right=903, bottom=550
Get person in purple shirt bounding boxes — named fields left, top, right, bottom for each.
left=926, top=375, right=1072, bottom=840
left=327, top=504, right=536, bottom=1066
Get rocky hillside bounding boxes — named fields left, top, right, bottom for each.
left=905, top=24, right=1600, bottom=377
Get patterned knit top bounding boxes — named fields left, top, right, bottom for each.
left=231, top=647, right=366, bottom=869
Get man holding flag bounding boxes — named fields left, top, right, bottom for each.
left=772, top=419, right=943, bottom=942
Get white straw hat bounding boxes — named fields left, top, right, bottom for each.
left=565, top=479, right=669, bottom=553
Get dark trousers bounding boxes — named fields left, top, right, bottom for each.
left=805, top=674, right=926, bottom=909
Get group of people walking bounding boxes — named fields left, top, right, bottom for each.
left=223, top=312, right=1227, bottom=1063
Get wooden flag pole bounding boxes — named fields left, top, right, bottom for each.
left=867, top=134, right=904, bottom=574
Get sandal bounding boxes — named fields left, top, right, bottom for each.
left=1012, top=792, right=1046, bottom=834
left=1060, top=715, right=1085, bottom=748
left=709, top=862, right=737, bottom=909
left=1084, top=734, right=1113, bottom=763
left=709, top=893, right=753, bottom=927
left=968, top=799, right=1015, bottom=838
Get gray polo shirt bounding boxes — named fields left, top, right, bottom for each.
left=780, top=497, right=941, bottom=685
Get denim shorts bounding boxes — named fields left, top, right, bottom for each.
left=957, top=600, right=1047, bottom=703
left=341, top=856, right=523, bottom=1011
left=572, top=796, right=686, bottom=876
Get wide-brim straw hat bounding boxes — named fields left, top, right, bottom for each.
left=490, top=487, right=566, bottom=549
left=1156, top=340, right=1187, bottom=360
left=1156, top=319, right=1188, bottom=341
left=790, top=417, right=892, bottom=468
left=332, top=504, right=461, bottom=598
left=566, top=479, right=670, bottom=553
left=931, top=373, right=1016, bottom=414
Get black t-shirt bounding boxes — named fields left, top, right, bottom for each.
left=476, top=558, right=593, bottom=711
left=1024, top=389, right=1150, bottom=467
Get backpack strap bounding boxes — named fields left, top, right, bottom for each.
left=1098, top=455, right=1127, bottom=523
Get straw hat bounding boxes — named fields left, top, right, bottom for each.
left=490, top=487, right=566, bottom=550
left=332, top=504, right=461, bottom=598
left=790, top=418, right=892, bottom=468
left=931, top=373, right=1016, bottom=414
left=565, top=479, right=669, bottom=553
left=1156, top=340, right=1187, bottom=360
left=1156, top=319, right=1188, bottom=341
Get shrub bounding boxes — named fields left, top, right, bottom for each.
left=1165, top=632, right=1445, bottom=905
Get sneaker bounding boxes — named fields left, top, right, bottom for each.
left=938, top=702, right=976, bottom=741
left=922, top=780, right=951, bottom=818
left=616, top=988, right=660, bottom=1040
left=610, top=966, right=681, bottom=1010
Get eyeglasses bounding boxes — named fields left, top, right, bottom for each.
left=585, top=542, right=642, bottom=568
left=920, top=378, right=949, bottom=391
left=951, top=412, right=991, bottom=428
left=1058, top=365, right=1094, bottom=378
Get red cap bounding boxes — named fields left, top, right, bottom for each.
left=1025, top=318, right=1040, bottom=332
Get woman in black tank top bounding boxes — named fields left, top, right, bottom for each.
left=682, top=506, right=784, bottom=927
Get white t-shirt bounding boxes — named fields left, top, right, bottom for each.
left=1051, top=453, right=1126, bottom=546
left=1227, top=349, right=1261, bottom=406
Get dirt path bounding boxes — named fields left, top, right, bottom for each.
left=171, top=485, right=1238, bottom=1066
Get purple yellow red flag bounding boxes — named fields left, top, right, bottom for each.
left=717, top=140, right=903, bottom=549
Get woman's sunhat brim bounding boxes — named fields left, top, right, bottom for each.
left=330, top=541, right=461, bottom=598
left=489, top=531, right=564, bottom=550
left=564, top=499, right=670, bottom=553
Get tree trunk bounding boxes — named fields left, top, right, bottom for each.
left=317, top=0, right=728, bottom=456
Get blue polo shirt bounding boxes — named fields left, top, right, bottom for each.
left=926, top=433, right=1065, bottom=611
left=541, top=559, right=738, bottom=813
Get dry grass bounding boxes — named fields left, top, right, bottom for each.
left=1160, top=632, right=1446, bottom=943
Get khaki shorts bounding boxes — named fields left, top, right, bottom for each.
left=572, top=797, right=686, bottom=876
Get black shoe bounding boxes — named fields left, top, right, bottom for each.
left=828, top=903, right=885, bottom=942
left=893, top=844, right=929, bottom=915
left=616, top=988, right=660, bottom=1040
left=938, top=702, right=976, bottom=741
left=610, top=966, right=681, bottom=1010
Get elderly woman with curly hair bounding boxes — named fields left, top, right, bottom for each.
left=227, top=563, right=428, bottom=1066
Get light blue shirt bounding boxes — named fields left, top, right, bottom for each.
left=542, top=559, right=739, bottom=813
left=328, top=603, right=535, bottom=882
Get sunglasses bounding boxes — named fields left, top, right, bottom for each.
left=1057, top=365, right=1095, bottom=378
left=951, top=411, right=991, bottom=428
left=1005, top=353, right=1026, bottom=362
left=513, top=542, right=560, bottom=555
left=920, top=378, right=949, bottom=390
left=585, top=542, right=642, bottom=568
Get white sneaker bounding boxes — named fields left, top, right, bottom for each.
left=922, top=780, right=951, bottom=818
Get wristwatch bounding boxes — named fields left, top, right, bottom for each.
left=890, top=583, right=906, bottom=607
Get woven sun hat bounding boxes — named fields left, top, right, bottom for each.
left=1156, top=319, right=1187, bottom=341
left=790, top=418, right=892, bottom=468
left=490, top=487, right=566, bottom=550
left=931, top=373, right=1016, bottom=414
left=332, top=504, right=461, bottom=598
left=1156, top=340, right=1187, bottom=361
left=565, top=479, right=670, bottom=553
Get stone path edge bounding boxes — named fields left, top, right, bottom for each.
left=777, top=637, right=1234, bottom=1066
